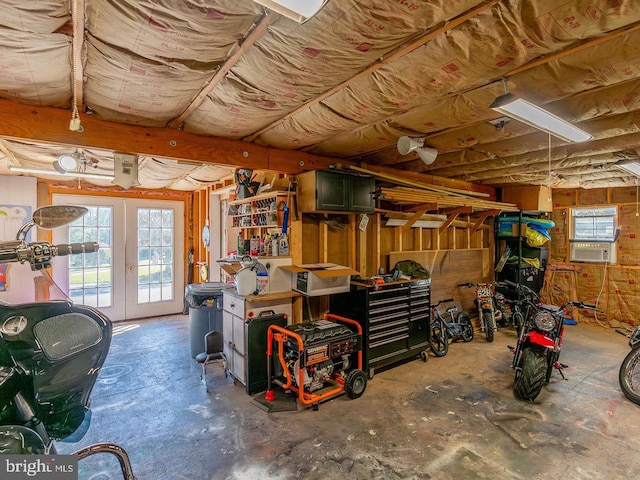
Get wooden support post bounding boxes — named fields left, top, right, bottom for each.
left=448, top=227, right=456, bottom=249
left=431, top=228, right=439, bottom=251
left=374, top=214, right=381, bottom=272
left=395, top=225, right=403, bottom=252
left=349, top=213, right=357, bottom=270
left=414, top=227, right=422, bottom=251
left=358, top=214, right=367, bottom=275
left=321, top=222, right=328, bottom=263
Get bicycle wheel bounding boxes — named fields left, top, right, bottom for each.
left=429, top=318, right=449, bottom=357
left=619, top=346, right=640, bottom=405
left=457, top=312, right=474, bottom=342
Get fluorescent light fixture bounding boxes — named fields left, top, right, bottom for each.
left=9, top=165, right=115, bottom=181
left=615, top=161, right=640, bottom=177
left=490, top=93, right=593, bottom=143
left=252, top=0, right=326, bottom=22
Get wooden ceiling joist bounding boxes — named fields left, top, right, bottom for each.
left=167, top=12, right=278, bottom=129
left=243, top=0, right=502, bottom=143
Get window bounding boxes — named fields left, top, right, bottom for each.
left=68, top=205, right=113, bottom=308
left=137, top=207, right=175, bottom=304
left=571, top=206, right=617, bottom=241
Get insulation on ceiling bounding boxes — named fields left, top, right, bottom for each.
left=184, top=0, right=485, bottom=139
left=2, top=1, right=640, bottom=190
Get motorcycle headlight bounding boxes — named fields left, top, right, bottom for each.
left=533, top=311, right=557, bottom=332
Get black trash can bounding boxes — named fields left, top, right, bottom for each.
left=185, top=282, right=226, bottom=358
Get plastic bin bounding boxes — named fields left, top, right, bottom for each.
left=185, top=282, right=226, bottom=358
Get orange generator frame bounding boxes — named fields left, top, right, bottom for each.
left=264, top=313, right=366, bottom=409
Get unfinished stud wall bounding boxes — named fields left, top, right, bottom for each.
left=547, top=186, right=640, bottom=328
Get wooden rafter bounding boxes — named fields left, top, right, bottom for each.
left=167, top=12, right=278, bottom=129
left=367, top=21, right=640, bottom=167
left=71, top=0, right=85, bottom=110
left=243, top=0, right=501, bottom=142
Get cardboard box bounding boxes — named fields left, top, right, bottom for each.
left=512, top=222, right=528, bottom=237
left=502, top=186, right=552, bottom=212
left=280, top=263, right=359, bottom=296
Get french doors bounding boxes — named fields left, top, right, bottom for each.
left=52, top=195, right=184, bottom=321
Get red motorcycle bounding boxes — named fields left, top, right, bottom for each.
left=506, top=280, right=598, bottom=401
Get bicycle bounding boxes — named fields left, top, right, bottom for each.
left=429, top=298, right=474, bottom=357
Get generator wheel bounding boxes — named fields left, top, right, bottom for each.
left=420, top=350, right=428, bottom=362
left=345, top=369, right=367, bottom=399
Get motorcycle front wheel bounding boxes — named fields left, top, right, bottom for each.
left=619, top=346, right=640, bottom=405
left=429, top=318, right=449, bottom=357
left=483, top=312, right=494, bottom=342
left=514, top=346, right=547, bottom=401
left=512, top=310, right=524, bottom=339
left=545, top=350, right=560, bottom=383
left=457, top=312, right=474, bottom=342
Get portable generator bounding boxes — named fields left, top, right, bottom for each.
left=265, top=313, right=366, bottom=409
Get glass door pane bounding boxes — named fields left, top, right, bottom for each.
left=68, top=205, right=113, bottom=308
left=136, top=207, right=175, bottom=304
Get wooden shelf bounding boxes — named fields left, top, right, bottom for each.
left=228, top=190, right=294, bottom=206
left=227, top=191, right=295, bottom=230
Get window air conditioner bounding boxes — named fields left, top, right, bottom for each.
left=570, top=241, right=617, bottom=264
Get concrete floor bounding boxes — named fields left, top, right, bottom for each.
left=59, top=314, right=640, bottom=480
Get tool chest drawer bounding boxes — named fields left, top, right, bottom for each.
left=329, top=279, right=430, bottom=374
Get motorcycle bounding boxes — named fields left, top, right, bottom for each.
left=0, top=205, right=136, bottom=479
left=500, top=281, right=539, bottom=339
left=492, top=288, right=511, bottom=328
left=506, top=280, right=598, bottom=402
left=617, top=325, right=640, bottom=405
left=458, top=282, right=504, bottom=342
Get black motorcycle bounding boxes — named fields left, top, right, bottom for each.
left=459, top=282, right=502, bottom=342
left=618, top=325, right=640, bottom=405
left=506, top=280, right=598, bottom=402
left=0, top=205, right=136, bottom=479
